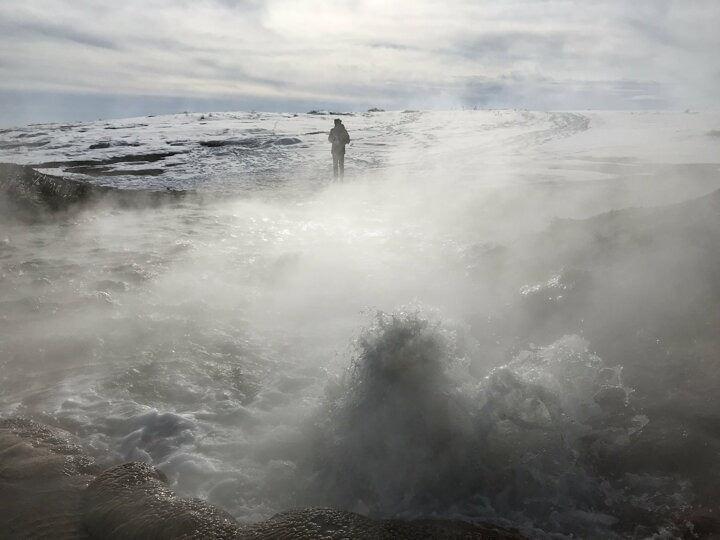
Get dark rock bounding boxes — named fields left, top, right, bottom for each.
left=274, top=137, right=301, bottom=145
left=1, top=162, right=109, bottom=214
left=0, top=417, right=526, bottom=540
left=0, top=418, right=100, bottom=539
left=0, top=138, right=50, bottom=149
left=89, top=142, right=111, bottom=149
left=0, top=162, right=184, bottom=218
left=240, top=508, right=523, bottom=539
left=33, top=150, right=184, bottom=169
left=307, top=110, right=354, bottom=116
left=83, top=462, right=240, bottom=540
left=104, top=124, right=148, bottom=130
left=199, top=139, right=262, bottom=148
left=85, top=466, right=524, bottom=539
left=65, top=166, right=165, bottom=177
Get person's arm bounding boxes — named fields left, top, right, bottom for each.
left=328, top=129, right=336, bottom=143
left=344, top=131, right=350, bottom=144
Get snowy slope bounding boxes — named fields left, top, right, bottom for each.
left=1, top=110, right=718, bottom=195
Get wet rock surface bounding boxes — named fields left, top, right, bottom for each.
left=199, top=137, right=301, bottom=148
left=0, top=163, right=185, bottom=219
left=1, top=418, right=524, bottom=539
left=31, top=151, right=185, bottom=178
left=0, top=418, right=99, bottom=539
left=0, top=162, right=112, bottom=214
left=64, top=166, right=165, bottom=177
left=84, top=462, right=240, bottom=539
left=240, top=508, right=522, bottom=539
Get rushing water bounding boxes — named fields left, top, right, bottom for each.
left=1, top=110, right=719, bottom=537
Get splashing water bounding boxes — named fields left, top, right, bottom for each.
left=305, top=311, right=687, bottom=537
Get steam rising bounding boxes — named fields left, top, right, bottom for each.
left=305, top=313, right=669, bottom=537
left=1, top=110, right=719, bottom=537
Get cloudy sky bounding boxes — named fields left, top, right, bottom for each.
left=1, top=0, right=719, bottom=125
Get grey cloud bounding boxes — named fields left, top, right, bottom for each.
left=625, top=18, right=678, bottom=48
left=211, top=0, right=264, bottom=8
left=368, top=43, right=419, bottom=52
left=0, top=0, right=717, bottom=125
left=460, top=75, right=669, bottom=110
left=445, top=31, right=572, bottom=61
left=13, top=20, right=119, bottom=50
left=183, top=56, right=289, bottom=88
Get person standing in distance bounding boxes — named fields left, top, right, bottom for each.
left=328, top=118, right=350, bottom=179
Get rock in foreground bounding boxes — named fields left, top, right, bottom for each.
left=0, top=418, right=524, bottom=539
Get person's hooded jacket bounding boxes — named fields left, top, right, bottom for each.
left=329, top=123, right=350, bottom=155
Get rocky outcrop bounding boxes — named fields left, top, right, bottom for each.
left=199, top=137, right=301, bottom=148
left=0, top=163, right=184, bottom=219
left=0, top=162, right=109, bottom=213
left=0, top=418, right=525, bottom=539
left=240, top=508, right=522, bottom=539
left=32, top=151, right=184, bottom=169
left=84, top=462, right=240, bottom=539
left=0, top=418, right=100, bottom=539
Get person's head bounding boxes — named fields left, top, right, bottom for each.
left=334, top=118, right=342, bottom=126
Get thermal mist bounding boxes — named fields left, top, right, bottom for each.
left=1, top=110, right=719, bottom=537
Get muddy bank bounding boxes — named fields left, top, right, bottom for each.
left=0, top=418, right=523, bottom=539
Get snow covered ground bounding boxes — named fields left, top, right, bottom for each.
left=2, top=109, right=718, bottom=191
left=1, top=110, right=719, bottom=537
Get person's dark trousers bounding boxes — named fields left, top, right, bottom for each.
left=333, top=152, right=345, bottom=179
